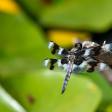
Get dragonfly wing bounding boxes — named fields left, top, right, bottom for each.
left=48, top=41, right=69, bottom=56
left=44, top=58, right=57, bottom=70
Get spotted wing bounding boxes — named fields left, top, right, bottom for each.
left=44, top=58, right=69, bottom=70
left=48, top=41, right=69, bottom=56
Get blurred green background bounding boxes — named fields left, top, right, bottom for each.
left=0, top=0, right=112, bottom=112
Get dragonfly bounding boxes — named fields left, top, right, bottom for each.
left=44, top=41, right=112, bottom=94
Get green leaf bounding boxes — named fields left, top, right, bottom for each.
left=40, top=0, right=112, bottom=31
left=84, top=72, right=112, bottom=101
left=0, top=13, right=49, bottom=76
left=1, top=70, right=102, bottom=112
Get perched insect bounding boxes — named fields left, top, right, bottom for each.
left=44, top=41, right=112, bottom=94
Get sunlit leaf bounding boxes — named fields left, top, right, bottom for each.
left=1, top=70, right=102, bottom=112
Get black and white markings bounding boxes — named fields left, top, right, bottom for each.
left=44, top=41, right=112, bottom=94
left=83, top=49, right=91, bottom=57
left=48, top=41, right=59, bottom=54
left=99, top=63, right=107, bottom=71
left=48, top=41, right=68, bottom=55
left=44, top=58, right=57, bottom=70
left=61, top=61, right=73, bottom=94
left=102, top=43, right=112, bottom=52
left=58, top=48, right=64, bottom=55
left=48, top=41, right=54, bottom=49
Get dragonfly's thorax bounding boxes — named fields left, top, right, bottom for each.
left=67, top=54, right=76, bottom=62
